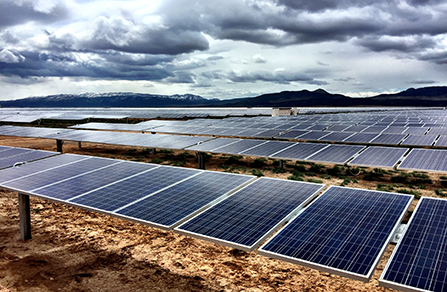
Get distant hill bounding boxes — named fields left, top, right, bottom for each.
left=1, top=86, right=447, bottom=108
left=0, top=92, right=218, bottom=107
left=219, top=87, right=447, bottom=107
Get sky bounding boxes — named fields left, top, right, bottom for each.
left=0, top=0, right=447, bottom=101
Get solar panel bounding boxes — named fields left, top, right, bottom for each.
left=164, top=136, right=215, bottom=149
left=211, top=139, right=268, bottom=155
left=306, top=144, right=365, bottom=164
left=297, top=131, right=330, bottom=141
left=1, top=157, right=119, bottom=192
left=259, top=186, right=413, bottom=282
left=0, top=150, right=58, bottom=170
left=371, top=133, right=407, bottom=145
left=69, top=166, right=201, bottom=212
left=252, top=129, right=283, bottom=138
left=318, top=131, right=354, bottom=142
left=239, top=141, right=295, bottom=157
left=274, top=130, right=309, bottom=139
left=185, top=138, right=241, bottom=152
left=403, top=127, right=429, bottom=135
left=343, top=133, right=379, bottom=143
left=32, top=161, right=157, bottom=201
left=398, top=149, right=447, bottom=172
left=115, top=172, right=256, bottom=230
left=175, top=178, right=325, bottom=251
left=234, top=128, right=264, bottom=137
left=0, top=148, right=34, bottom=159
left=348, top=146, right=409, bottom=168
left=380, top=197, right=447, bottom=292
left=0, top=145, right=13, bottom=152
left=401, top=134, right=437, bottom=146
left=271, top=143, right=328, bottom=160
left=434, top=135, right=447, bottom=147
left=0, top=154, right=87, bottom=183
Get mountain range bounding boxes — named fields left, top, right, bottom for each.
left=1, top=86, right=447, bottom=108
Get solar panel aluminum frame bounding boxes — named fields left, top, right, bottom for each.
left=379, top=197, right=442, bottom=292
left=258, top=186, right=414, bottom=283
left=114, top=172, right=258, bottom=231
left=175, top=179, right=326, bottom=252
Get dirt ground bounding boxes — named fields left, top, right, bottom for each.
left=0, top=136, right=443, bottom=292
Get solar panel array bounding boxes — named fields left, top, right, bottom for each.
left=380, top=197, right=447, bottom=292
left=259, top=186, right=413, bottom=282
left=6, top=147, right=447, bottom=289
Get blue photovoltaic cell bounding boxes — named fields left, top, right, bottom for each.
left=398, top=149, right=447, bottom=172
left=211, top=139, right=267, bottom=154
left=297, top=131, right=330, bottom=141
left=0, top=154, right=87, bottom=183
left=401, top=134, right=437, bottom=146
left=185, top=138, right=240, bottom=152
left=33, top=161, right=157, bottom=201
left=116, top=172, right=255, bottom=229
left=0, top=146, right=13, bottom=152
left=435, top=135, right=447, bottom=147
left=343, top=133, right=378, bottom=143
left=0, top=150, right=57, bottom=170
left=380, top=197, right=447, bottom=292
left=239, top=141, right=295, bottom=157
left=252, top=129, right=283, bottom=138
left=70, top=166, right=200, bottom=212
left=271, top=143, right=328, bottom=160
left=166, top=136, right=214, bottom=149
left=1, top=157, right=118, bottom=192
left=318, top=132, right=354, bottom=142
left=234, top=128, right=264, bottom=137
left=348, top=146, right=408, bottom=168
left=0, top=148, right=33, bottom=159
left=275, top=130, right=308, bottom=139
left=306, top=144, right=365, bottom=164
left=371, top=133, right=407, bottom=145
left=175, top=178, right=325, bottom=251
left=259, top=186, right=413, bottom=282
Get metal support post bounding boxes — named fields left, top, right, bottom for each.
left=198, top=152, right=206, bottom=170
left=56, top=139, right=63, bottom=153
left=19, top=193, right=31, bottom=240
left=279, top=159, right=284, bottom=169
left=152, top=148, right=156, bottom=155
left=78, top=141, right=82, bottom=148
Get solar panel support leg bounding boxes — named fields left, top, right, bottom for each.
left=18, top=193, right=31, bottom=241
left=152, top=148, right=156, bottom=155
left=198, top=152, right=206, bottom=170
left=56, top=139, right=63, bottom=153
left=279, top=159, right=284, bottom=168
left=78, top=142, right=82, bottom=148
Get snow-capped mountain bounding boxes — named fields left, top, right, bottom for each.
left=0, top=92, right=220, bottom=107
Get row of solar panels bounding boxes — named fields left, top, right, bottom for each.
left=2, top=125, right=447, bottom=173
left=71, top=120, right=447, bottom=147
left=0, top=150, right=444, bottom=291
left=0, top=108, right=273, bottom=123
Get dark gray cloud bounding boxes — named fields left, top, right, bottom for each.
left=407, top=80, right=438, bottom=85
left=0, top=0, right=69, bottom=28
left=355, top=36, right=437, bottom=53
left=418, top=51, right=447, bottom=64
left=165, top=71, right=196, bottom=84
left=0, top=51, right=173, bottom=81
left=227, top=70, right=328, bottom=85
